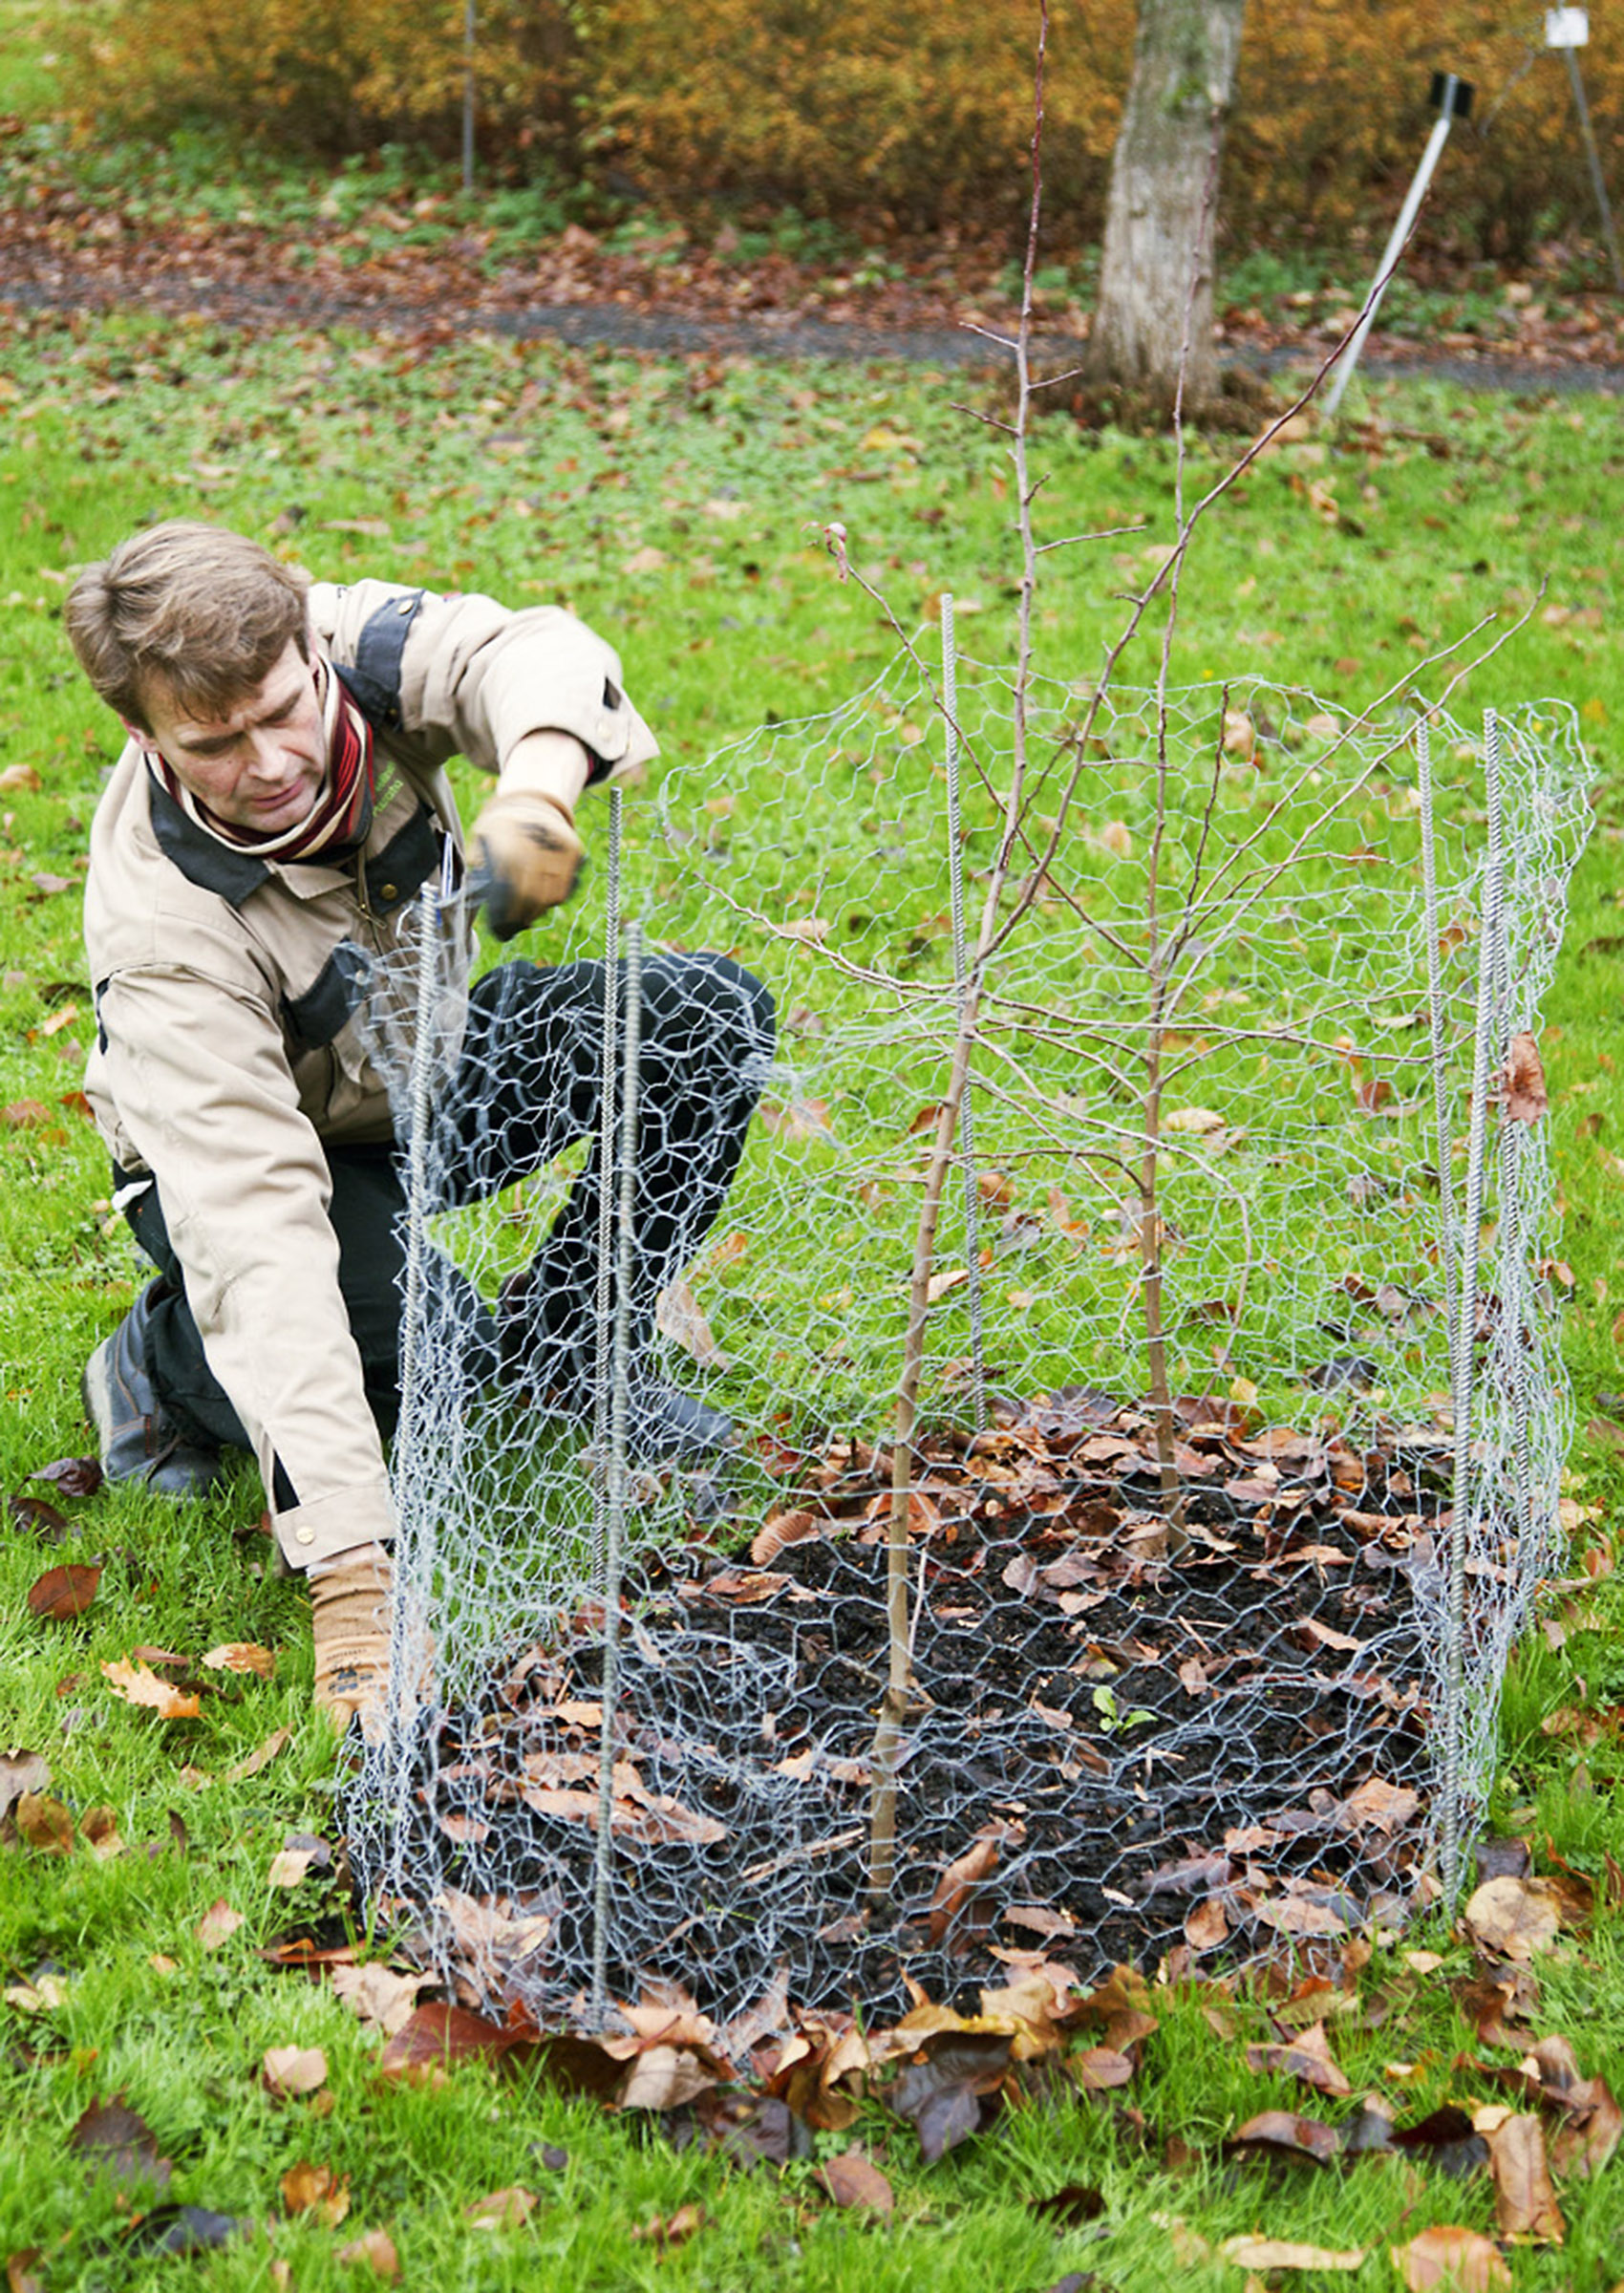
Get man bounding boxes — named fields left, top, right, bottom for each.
left=67, top=522, right=773, bottom=1734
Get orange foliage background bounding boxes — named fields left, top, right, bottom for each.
left=65, top=0, right=1624, bottom=256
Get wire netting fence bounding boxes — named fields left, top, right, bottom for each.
left=347, top=653, right=1589, bottom=2032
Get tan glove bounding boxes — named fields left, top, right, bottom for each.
left=468, top=790, right=586, bottom=942
left=310, top=1540, right=395, bottom=1742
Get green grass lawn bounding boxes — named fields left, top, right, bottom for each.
left=4, top=314, right=1624, bottom=2286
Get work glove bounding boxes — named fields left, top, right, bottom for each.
left=467, top=790, right=586, bottom=941
left=310, top=1540, right=395, bottom=1743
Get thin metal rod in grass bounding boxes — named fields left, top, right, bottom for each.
left=868, top=0, right=1051, bottom=1907
left=589, top=919, right=644, bottom=2028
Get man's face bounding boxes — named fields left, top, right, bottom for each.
left=132, top=638, right=326, bottom=836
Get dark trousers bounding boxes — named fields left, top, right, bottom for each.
left=126, top=952, right=775, bottom=1453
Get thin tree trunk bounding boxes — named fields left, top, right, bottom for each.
left=1086, top=0, right=1247, bottom=410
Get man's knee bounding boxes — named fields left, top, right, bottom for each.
left=646, top=951, right=776, bottom=1066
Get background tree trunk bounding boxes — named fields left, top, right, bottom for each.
left=1086, top=0, right=1248, bottom=412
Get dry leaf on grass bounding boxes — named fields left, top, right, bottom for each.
left=654, top=1279, right=730, bottom=1369
left=331, top=1961, right=428, bottom=2037
left=80, top=1806, right=122, bottom=1860
left=224, top=1726, right=290, bottom=1782
left=817, top=2150, right=894, bottom=2216
left=195, top=1899, right=244, bottom=1951
left=14, top=1792, right=74, bottom=1854
left=629, top=2203, right=704, bottom=2246
left=1244, top=2019, right=1353, bottom=2099
left=4, top=1975, right=66, bottom=2012
left=1220, top=2239, right=1364, bottom=2271
left=1225, top=2110, right=1340, bottom=2165
left=281, top=2161, right=351, bottom=2226
left=1520, top=2034, right=1623, bottom=2178
left=25, top=1563, right=100, bottom=1622
left=267, top=1847, right=319, bottom=1888
left=1390, top=2227, right=1511, bottom=2290
left=1488, top=2112, right=1564, bottom=2244
left=263, top=2047, right=329, bottom=2097
left=1503, top=1031, right=1549, bottom=1124
left=1462, top=1875, right=1562, bottom=1961
left=69, top=2097, right=174, bottom=2193
left=201, top=1642, right=275, bottom=1677
left=335, top=2228, right=400, bottom=2279
left=0, top=1751, right=51, bottom=1821
left=101, top=1659, right=201, bottom=1720
left=463, top=2187, right=535, bottom=2230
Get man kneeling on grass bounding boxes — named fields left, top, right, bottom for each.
left=67, top=522, right=773, bottom=1736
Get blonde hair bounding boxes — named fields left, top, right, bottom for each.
left=66, top=521, right=310, bottom=732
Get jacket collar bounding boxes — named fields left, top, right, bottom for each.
left=147, top=776, right=272, bottom=910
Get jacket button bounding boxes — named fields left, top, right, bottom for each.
left=295, top=1524, right=313, bottom=1545
left=378, top=883, right=398, bottom=902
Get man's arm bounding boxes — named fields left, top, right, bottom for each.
left=317, top=579, right=660, bottom=939
left=97, top=959, right=395, bottom=1569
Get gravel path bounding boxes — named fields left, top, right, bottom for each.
left=6, top=255, right=1624, bottom=396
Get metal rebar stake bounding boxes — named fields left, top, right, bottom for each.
left=589, top=919, right=643, bottom=2030
left=461, top=0, right=477, bottom=196
left=1564, top=41, right=1624, bottom=296
left=1442, top=746, right=1505, bottom=1904
left=1484, top=713, right=1538, bottom=1560
left=590, top=789, right=625, bottom=1594
left=383, top=877, right=443, bottom=1816
left=1416, top=718, right=1463, bottom=1415
left=942, top=598, right=988, bottom=1435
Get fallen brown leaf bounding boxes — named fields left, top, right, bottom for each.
left=1390, top=2226, right=1511, bottom=2290
left=201, top=1642, right=275, bottom=1677
left=14, top=1791, right=74, bottom=1855
left=0, top=1750, right=51, bottom=1821
left=1185, top=1897, right=1228, bottom=1952
left=1462, top=1875, right=1562, bottom=1961
left=101, top=1658, right=201, bottom=1720
left=817, top=2149, right=894, bottom=2216
left=463, top=2187, right=536, bottom=2229
left=69, top=2097, right=173, bottom=2193
left=654, top=1279, right=730, bottom=1369
left=267, top=1848, right=319, bottom=1889
left=1245, top=2019, right=1352, bottom=2099
left=196, top=1899, right=245, bottom=1951
left=1504, top=1031, right=1549, bottom=1124
left=80, top=1806, right=122, bottom=1860
left=224, top=1725, right=291, bottom=1782
left=1226, top=2110, right=1340, bottom=2165
left=335, top=2228, right=400, bottom=2279
left=263, top=2047, right=329, bottom=2097
left=1521, top=2034, right=1623, bottom=2178
left=1488, top=2111, right=1563, bottom=2242
left=331, top=1961, right=428, bottom=2038
left=281, top=2161, right=351, bottom=2226
left=749, top=1508, right=823, bottom=1567
left=929, top=1819, right=1018, bottom=1948
left=376, top=2002, right=535, bottom=2083
left=630, top=2202, right=704, bottom=2246
left=25, top=1564, right=100, bottom=1622
left=1220, top=2239, right=1364, bottom=2271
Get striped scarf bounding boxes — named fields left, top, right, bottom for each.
left=152, top=657, right=375, bottom=863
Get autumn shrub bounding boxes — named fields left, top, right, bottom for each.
left=1228, top=0, right=1624, bottom=262
left=58, top=0, right=580, bottom=169
left=569, top=0, right=1133, bottom=230
left=55, top=0, right=1624, bottom=254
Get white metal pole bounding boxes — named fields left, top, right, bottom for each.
left=461, top=0, right=477, bottom=197
left=1326, top=95, right=1460, bottom=417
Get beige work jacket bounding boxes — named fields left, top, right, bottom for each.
left=83, top=579, right=657, bottom=1568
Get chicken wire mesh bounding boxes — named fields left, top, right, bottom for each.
left=345, top=650, right=1589, bottom=2031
